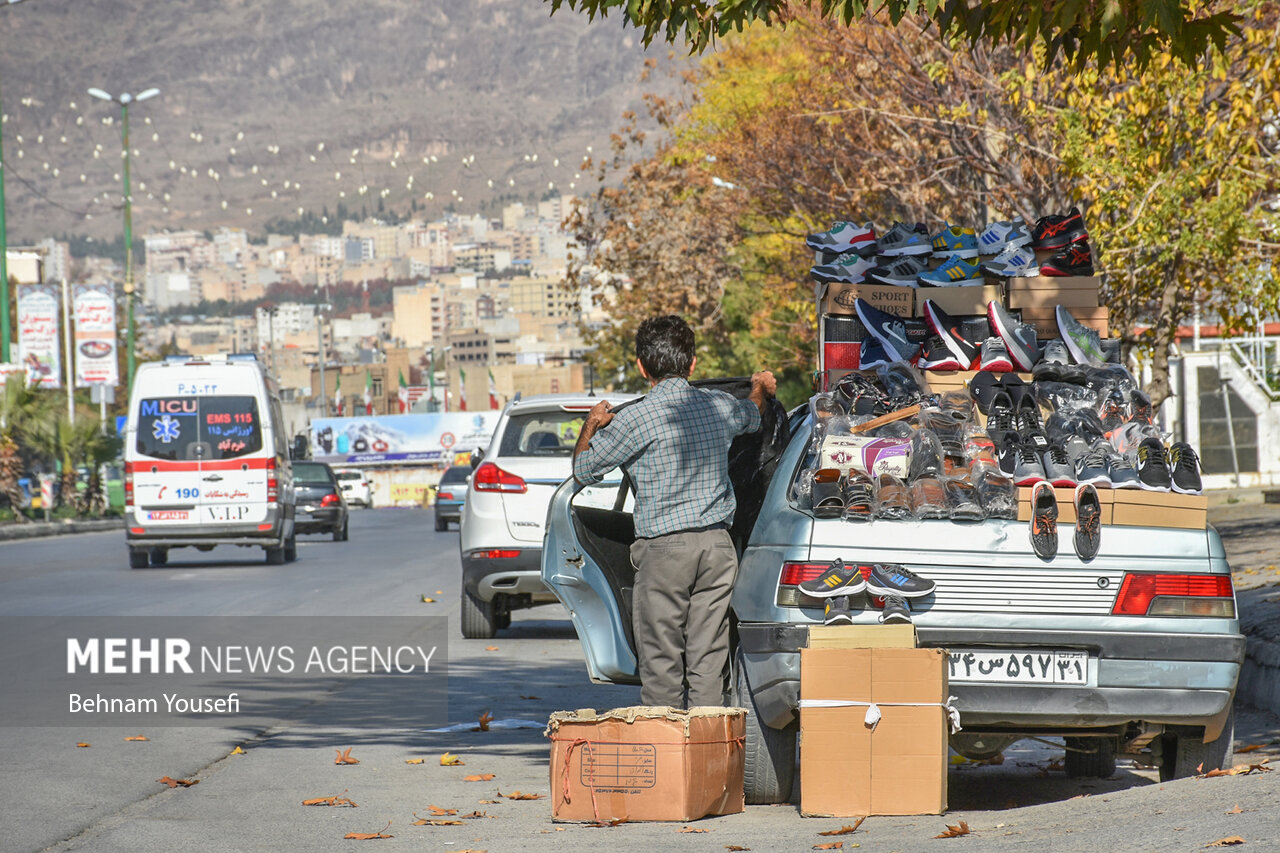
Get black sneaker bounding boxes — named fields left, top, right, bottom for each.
left=1040, top=240, right=1095, bottom=276
left=1130, top=390, right=1154, bottom=425
left=798, top=558, right=868, bottom=598
left=824, top=595, right=855, bottom=625
left=1029, top=481, right=1058, bottom=560
left=865, top=563, right=936, bottom=599
left=1169, top=442, right=1203, bottom=494
left=855, top=298, right=920, bottom=363
left=1098, top=390, right=1127, bottom=432
left=1015, top=393, right=1043, bottom=434
left=878, top=594, right=912, bottom=624
left=1073, top=483, right=1102, bottom=561
left=1031, top=207, right=1087, bottom=250
left=919, top=335, right=964, bottom=370
left=922, top=299, right=979, bottom=369
left=988, top=301, right=1039, bottom=371
left=987, top=390, right=1016, bottom=443
left=868, top=253, right=930, bottom=286
left=1135, top=438, right=1172, bottom=491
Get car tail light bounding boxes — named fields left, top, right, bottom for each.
left=474, top=549, right=520, bottom=559
left=124, top=462, right=134, bottom=508
left=471, top=462, right=527, bottom=494
left=1111, top=573, right=1235, bottom=617
left=777, top=561, right=832, bottom=607
left=321, top=493, right=339, bottom=507
left=266, top=458, right=278, bottom=504
left=438, top=492, right=454, bottom=501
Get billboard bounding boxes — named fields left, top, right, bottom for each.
left=16, top=284, right=61, bottom=390
left=310, top=412, right=500, bottom=465
left=73, top=283, right=119, bottom=387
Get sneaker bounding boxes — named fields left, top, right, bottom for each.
left=1031, top=207, right=1087, bottom=250
left=1040, top=240, right=1095, bottom=276
left=1029, top=481, right=1059, bottom=560
left=1056, top=305, right=1106, bottom=366
left=857, top=336, right=895, bottom=370
left=1099, top=391, right=1127, bottom=432
left=981, top=244, right=1037, bottom=277
left=811, top=251, right=878, bottom=283
left=963, top=429, right=998, bottom=468
left=919, top=336, right=964, bottom=370
left=866, top=563, right=936, bottom=598
left=922, top=299, right=979, bottom=368
left=878, top=594, right=913, bottom=624
left=918, top=254, right=983, bottom=286
left=1068, top=437, right=1112, bottom=486
left=980, top=337, right=1014, bottom=372
left=798, top=558, right=868, bottom=598
left=987, top=300, right=1039, bottom=371
left=1012, top=440, right=1047, bottom=486
left=1169, top=442, right=1203, bottom=494
left=1073, top=483, right=1102, bottom=561
left=986, top=390, right=1017, bottom=438
left=995, top=434, right=1020, bottom=476
left=978, top=217, right=1032, bottom=255
left=930, top=225, right=980, bottom=259
left=877, top=223, right=932, bottom=257
left=1129, top=390, right=1154, bottom=425
left=1041, top=444, right=1076, bottom=487
left=1016, top=393, right=1044, bottom=434
left=867, top=253, right=930, bottom=286
left=1106, top=447, right=1142, bottom=488
left=824, top=595, right=855, bottom=625
left=855, top=298, right=921, bottom=363
left=843, top=473, right=876, bottom=520
left=807, top=221, right=876, bottom=254
left=1135, top=438, right=1172, bottom=491
left=1042, top=339, right=1071, bottom=366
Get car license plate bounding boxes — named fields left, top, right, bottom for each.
left=946, top=649, right=1088, bottom=685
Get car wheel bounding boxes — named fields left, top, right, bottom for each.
left=435, top=515, right=448, bottom=532
left=460, top=588, right=496, bottom=639
left=333, top=518, right=348, bottom=542
left=732, top=646, right=796, bottom=804
left=149, top=548, right=169, bottom=567
left=284, top=533, right=298, bottom=562
left=340, top=518, right=349, bottom=541
left=129, top=549, right=149, bottom=569
left=265, top=543, right=286, bottom=565
left=1064, top=736, right=1117, bottom=778
left=1157, top=710, right=1235, bottom=781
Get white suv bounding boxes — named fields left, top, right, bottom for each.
left=457, top=392, right=637, bottom=638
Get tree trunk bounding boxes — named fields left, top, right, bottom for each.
left=0, top=437, right=30, bottom=524
left=1144, top=263, right=1184, bottom=412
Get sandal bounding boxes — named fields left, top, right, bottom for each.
left=812, top=468, right=845, bottom=518
left=875, top=473, right=912, bottom=520
left=843, top=473, right=876, bottom=522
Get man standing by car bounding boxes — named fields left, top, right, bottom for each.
left=572, top=315, right=776, bottom=708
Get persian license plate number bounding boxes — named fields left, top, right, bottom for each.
left=947, top=649, right=1088, bottom=684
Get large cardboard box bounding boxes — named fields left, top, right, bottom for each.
left=548, top=707, right=745, bottom=822
left=800, top=648, right=949, bottom=817
left=1017, top=485, right=1114, bottom=525
left=914, top=283, right=1003, bottom=318
left=821, top=281, right=914, bottom=318
left=1110, top=489, right=1208, bottom=529
left=1007, top=275, right=1101, bottom=310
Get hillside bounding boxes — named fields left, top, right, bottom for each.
left=0, top=0, right=678, bottom=240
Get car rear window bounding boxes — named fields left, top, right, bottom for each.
left=439, top=466, right=470, bottom=484
left=135, top=396, right=264, bottom=461
left=293, top=463, right=335, bottom=484
left=496, top=411, right=584, bottom=457
left=335, top=471, right=363, bottom=481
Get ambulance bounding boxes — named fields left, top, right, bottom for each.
left=124, top=354, right=296, bottom=567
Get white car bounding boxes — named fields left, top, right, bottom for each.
left=457, top=392, right=637, bottom=638
left=334, top=469, right=372, bottom=507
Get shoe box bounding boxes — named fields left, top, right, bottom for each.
left=818, top=280, right=915, bottom=318
left=1017, top=306, right=1110, bottom=339
left=914, top=283, right=1003, bottom=318
left=1004, top=275, right=1101, bottom=310
left=822, top=315, right=868, bottom=370
left=548, top=706, right=746, bottom=822
left=1016, top=486, right=1114, bottom=525
left=1110, top=489, right=1208, bottom=529
left=800, top=639, right=949, bottom=817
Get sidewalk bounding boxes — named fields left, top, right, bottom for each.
left=0, top=516, right=123, bottom=542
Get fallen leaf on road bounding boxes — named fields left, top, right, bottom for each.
left=1236, top=744, right=1265, bottom=754
left=157, top=776, right=198, bottom=788
left=303, top=790, right=357, bottom=807
left=1037, top=759, right=1064, bottom=776
left=334, top=747, right=360, bottom=765
left=479, top=799, right=498, bottom=804
left=463, top=774, right=495, bottom=782
left=935, top=820, right=972, bottom=838
left=726, top=847, right=752, bottom=851
left=473, top=712, right=493, bottom=732
left=427, top=805, right=458, bottom=816
left=520, top=695, right=540, bottom=700
left=125, top=735, right=149, bottom=742
left=413, top=818, right=463, bottom=826
left=813, top=843, right=842, bottom=851
left=500, top=790, right=544, bottom=800
left=588, top=817, right=627, bottom=827
left=1200, top=761, right=1272, bottom=778
left=459, top=810, right=492, bottom=819
left=484, top=646, right=499, bottom=651
left=819, top=818, right=866, bottom=836
left=436, top=590, right=443, bottom=594
left=76, top=743, right=90, bottom=748
left=344, top=821, right=394, bottom=840
left=977, top=753, right=1005, bottom=766
left=678, top=826, right=707, bottom=833
left=1206, top=838, right=1246, bottom=847
left=1226, top=805, right=1242, bottom=815
left=229, top=746, right=245, bottom=755
left=422, top=597, right=436, bottom=603
left=440, top=752, right=465, bottom=766
left=405, top=758, right=425, bottom=765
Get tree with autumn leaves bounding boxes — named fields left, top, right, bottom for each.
left=565, top=2, right=1278, bottom=408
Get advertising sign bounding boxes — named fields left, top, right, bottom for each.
left=73, top=283, right=119, bottom=387
left=16, top=284, right=61, bottom=390
left=0, top=363, right=26, bottom=387
left=310, top=412, right=499, bottom=465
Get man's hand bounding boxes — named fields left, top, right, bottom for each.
left=587, top=399, right=614, bottom=429
left=751, top=371, right=777, bottom=398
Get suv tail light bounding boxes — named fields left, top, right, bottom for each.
left=266, top=458, right=278, bottom=504
left=777, top=561, right=833, bottom=607
left=320, top=493, right=339, bottom=507
left=1111, top=572, right=1235, bottom=617
left=437, top=492, right=454, bottom=501
left=471, top=462, right=527, bottom=494
left=124, top=462, right=134, bottom=508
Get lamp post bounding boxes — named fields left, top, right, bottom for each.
left=0, top=0, right=29, bottom=364
left=87, top=85, right=159, bottom=393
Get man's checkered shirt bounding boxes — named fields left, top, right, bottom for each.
left=573, top=378, right=761, bottom=539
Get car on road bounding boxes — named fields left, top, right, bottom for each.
left=293, top=461, right=349, bottom=541
left=543, top=384, right=1245, bottom=804
left=458, top=391, right=638, bottom=639
left=334, top=468, right=373, bottom=507
left=434, top=465, right=470, bottom=531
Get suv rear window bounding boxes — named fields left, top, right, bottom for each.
left=135, top=396, right=264, bottom=461
left=439, top=466, right=470, bottom=484
left=334, top=471, right=363, bottom=481
left=497, top=411, right=584, bottom=457
left=293, top=462, right=335, bottom=484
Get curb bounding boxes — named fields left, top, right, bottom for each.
left=0, top=517, right=124, bottom=543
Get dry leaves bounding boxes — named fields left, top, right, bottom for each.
left=157, top=776, right=198, bottom=788
left=1236, top=744, right=1265, bottom=754
left=726, top=847, right=752, bottom=851
left=334, top=747, right=360, bottom=765
left=76, top=742, right=90, bottom=748
left=1038, top=759, right=1064, bottom=776
left=345, top=821, right=394, bottom=840
left=500, top=790, right=543, bottom=800
left=426, top=805, right=458, bottom=816
left=588, top=817, right=628, bottom=827
left=412, top=818, right=462, bottom=826
left=813, top=844, right=843, bottom=851
left=303, top=790, right=357, bottom=807
left=458, top=810, right=493, bottom=819
left=1199, top=760, right=1272, bottom=778
left=422, top=596, right=436, bottom=603
left=473, top=712, right=493, bottom=732
left=484, top=646, right=499, bottom=652
left=935, top=820, right=972, bottom=838
left=125, top=735, right=149, bottom=742
left=440, top=752, right=465, bottom=766
left=819, top=818, right=866, bottom=836
left=463, top=774, right=496, bottom=782
left=478, top=799, right=498, bottom=805
left=1206, top=838, right=1246, bottom=848
left=1226, top=805, right=1243, bottom=815
left=405, top=758, right=425, bottom=765
left=229, top=746, right=246, bottom=755
left=678, top=826, right=708, bottom=833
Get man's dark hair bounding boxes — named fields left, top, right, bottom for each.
left=635, top=315, right=695, bottom=381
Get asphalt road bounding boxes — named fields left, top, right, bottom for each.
left=1, top=508, right=1278, bottom=853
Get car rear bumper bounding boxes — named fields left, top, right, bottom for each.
left=461, top=548, right=554, bottom=601
left=125, top=506, right=290, bottom=548
left=736, top=622, right=1245, bottom=732
left=296, top=505, right=341, bottom=533
left=435, top=501, right=463, bottom=521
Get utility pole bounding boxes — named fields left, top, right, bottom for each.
left=0, top=0, right=29, bottom=363
left=61, top=277, right=73, bottom=425
left=316, top=309, right=327, bottom=416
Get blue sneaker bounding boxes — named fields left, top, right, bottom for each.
left=977, top=218, right=1032, bottom=255
left=877, top=222, right=932, bottom=257
left=981, top=244, right=1036, bottom=277
left=918, top=254, right=983, bottom=286
left=930, top=225, right=979, bottom=259
left=866, top=564, right=936, bottom=599
left=810, top=251, right=877, bottom=284
left=854, top=298, right=920, bottom=363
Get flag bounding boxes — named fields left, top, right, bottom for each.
left=488, top=369, right=499, bottom=410
left=398, top=369, right=409, bottom=414
left=335, top=386, right=344, bottom=416
left=363, top=370, right=373, bottom=415
left=458, top=368, right=468, bottom=412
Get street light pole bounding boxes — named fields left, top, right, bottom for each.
left=0, top=0, right=29, bottom=365
left=88, top=85, right=158, bottom=394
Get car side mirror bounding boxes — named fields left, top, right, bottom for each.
left=470, top=448, right=484, bottom=469
left=290, top=435, right=309, bottom=460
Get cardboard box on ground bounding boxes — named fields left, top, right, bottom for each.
left=548, top=706, right=745, bottom=822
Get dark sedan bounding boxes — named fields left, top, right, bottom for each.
left=293, top=461, right=349, bottom=541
